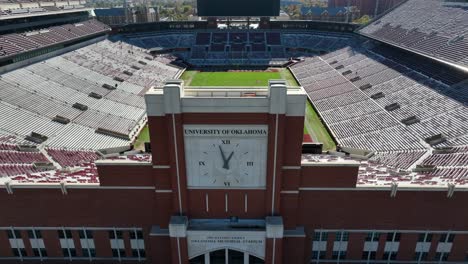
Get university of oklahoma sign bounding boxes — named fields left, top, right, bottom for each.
left=187, top=230, right=266, bottom=259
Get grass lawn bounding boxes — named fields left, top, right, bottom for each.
left=304, top=100, right=337, bottom=151
left=134, top=125, right=150, bottom=150
left=181, top=68, right=298, bottom=87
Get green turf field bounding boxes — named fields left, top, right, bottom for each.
left=134, top=125, right=150, bottom=150
left=304, top=100, right=337, bottom=151
left=181, top=69, right=298, bottom=87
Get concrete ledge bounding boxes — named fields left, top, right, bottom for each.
left=266, top=216, right=283, bottom=239
left=169, top=216, right=188, bottom=238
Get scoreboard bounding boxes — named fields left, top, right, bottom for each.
left=197, top=0, right=280, bottom=17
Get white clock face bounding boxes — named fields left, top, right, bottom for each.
left=184, top=125, right=268, bottom=188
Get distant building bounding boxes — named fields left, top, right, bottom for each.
left=328, top=0, right=405, bottom=17
left=94, top=6, right=158, bottom=26
left=94, top=8, right=126, bottom=25
left=300, top=6, right=359, bottom=22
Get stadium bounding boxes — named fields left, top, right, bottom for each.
left=0, top=0, right=467, bottom=263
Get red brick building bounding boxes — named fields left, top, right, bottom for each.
left=0, top=79, right=467, bottom=264
left=328, top=0, right=405, bottom=17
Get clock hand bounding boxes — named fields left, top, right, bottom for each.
left=224, top=151, right=234, bottom=170
left=219, top=145, right=228, bottom=169
left=226, top=151, right=234, bottom=163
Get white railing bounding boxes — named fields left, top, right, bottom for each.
left=176, top=86, right=302, bottom=97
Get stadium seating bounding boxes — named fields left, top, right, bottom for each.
left=369, top=150, right=427, bottom=170
left=121, top=31, right=354, bottom=66
left=46, top=148, right=101, bottom=167
left=290, top=45, right=467, bottom=157
left=8, top=162, right=99, bottom=184
left=0, top=20, right=109, bottom=57
left=359, top=0, right=468, bottom=68
left=0, top=164, right=41, bottom=177
left=0, top=34, right=181, bottom=152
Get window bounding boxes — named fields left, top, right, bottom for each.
left=312, top=251, right=326, bottom=259
left=58, top=230, right=72, bottom=239
left=109, top=230, right=123, bottom=239
left=80, top=230, right=96, bottom=259
left=440, top=233, right=455, bottom=242
left=414, top=252, right=428, bottom=261
left=63, top=248, right=76, bottom=257
left=386, top=232, right=401, bottom=241
left=13, top=248, right=27, bottom=257
left=365, top=232, right=379, bottom=242
left=32, top=248, right=47, bottom=257
left=336, top=231, right=349, bottom=241
left=110, top=230, right=126, bottom=259
left=130, top=230, right=145, bottom=259
left=130, top=230, right=143, bottom=240
left=332, top=250, right=346, bottom=260
left=383, top=251, right=397, bottom=260
left=83, top=248, right=96, bottom=258
left=418, top=233, right=432, bottom=242
left=112, top=248, right=126, bottom=258
left=435, top=252, right=449, bottom=261
left=28, top=230, right=42, bottom=239
left=79, top=230, right=93, bottom=239
left=386, top=233, right=393, bottom=241
left=7, top=230, right=21, bottom=239
left=59, top=229, right=75, bottom=259
left=362, top=251, right=376, bottom=260
left=313, top=231, right=328, bottom=241
left=29, top=230, right=46, bottom=258
left=9, top=230, right=26, bottom=258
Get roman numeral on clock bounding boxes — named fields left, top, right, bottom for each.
left=199, top=161, right=205, bottom=166
left=247, top=161, right=254, bottom=166
left=222, top=140, right=230, bottom=144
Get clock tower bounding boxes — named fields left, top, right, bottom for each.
left=145, top=79, right=307, bottom=264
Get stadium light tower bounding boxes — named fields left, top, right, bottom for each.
left=374, top=0, right=380, bottom=17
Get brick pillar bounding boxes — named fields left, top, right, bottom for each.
left=0, top=230, right=13, bottom=257
left=169, top=215, right=189, bottom=264
left=397, top=233, right=418, bottom=261
left=94, top=230, right=112, bottom=258
left=266, top=238, right=283, bottom=264
left=325, top=231, right=336, bottom=259
left=376, top=233, right=387, bottom=260
left=149, top=230, right=172, bottom=263
left=347, top=232, right=365, bottom=260
left=282, top=227, right=306, bottom=263
left=427, top=233, right=441, bottom=261
left=42, top=230, right=62, bottom=257
left=20, top=230, right=32, bottom=257
left=123, top=230, right=133, bottom=258
left=448, top=234, right=468, bottom=261
left=70, top=230, right=82, bottom=257
left=265, top=216, right=284, bottom=264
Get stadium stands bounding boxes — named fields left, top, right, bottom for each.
left=7, top=162, right=99, bottom=184
left=0, top=32, right=181, bottom=153
left=0, top=0, right=87, bottom=18
left=0, top=20, right=109, bottom=58
left=290, top=41, right=468, bottom=170
left=46, top=148, right=100, bottom=167
left=359, top=0, right=468, bottom=68
left=0, top=16, right=465, bottom=184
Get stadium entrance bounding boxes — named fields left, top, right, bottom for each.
left=189, top=249, right=264, bottom=264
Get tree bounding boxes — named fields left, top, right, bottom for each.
left=353, top=15, right=372, bottom=24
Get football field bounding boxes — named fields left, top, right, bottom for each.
left=181, top=68, right=298, bottom=87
